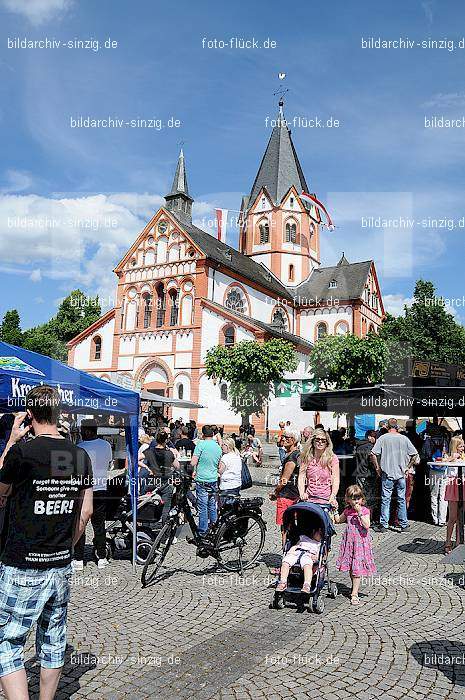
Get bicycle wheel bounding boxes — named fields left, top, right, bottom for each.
left=141, top=520, right=176, bottom=587
left=214, top=512, right=266, bottom=573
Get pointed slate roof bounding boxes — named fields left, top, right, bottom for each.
left=169, top=212, right=293, bottom=301
left=292, top=258, right=373, bottom=303
left=166, top=149, right=193, bottom=200
left=248, top=99, right=309, bottom=207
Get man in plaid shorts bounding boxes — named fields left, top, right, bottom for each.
left=0, top=386, right=93, bottom=700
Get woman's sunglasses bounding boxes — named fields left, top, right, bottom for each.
left=314, top=438, right=328, bottom=444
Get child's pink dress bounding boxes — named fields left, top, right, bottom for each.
left=336, top=506, right=376, bottom=576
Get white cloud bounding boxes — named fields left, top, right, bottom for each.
left=0, top=191, right=161, bottom=305
left=1, top=0, right=73, bottom=24
left=383, top=294, right=414, bottom=317
left=29, top=268, right=42, bottom=282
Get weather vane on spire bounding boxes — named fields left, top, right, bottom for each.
left=273, top=72, right=289, bottom=105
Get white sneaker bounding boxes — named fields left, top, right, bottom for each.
left=97, top=558, right=109, bottom=569
left=72, top=560, right=84, bottom=572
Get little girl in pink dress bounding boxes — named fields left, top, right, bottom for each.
left=335, top=484, right=376, bottom=605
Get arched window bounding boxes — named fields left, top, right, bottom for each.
left=285, top=222, right=297, bottom=243
left=169, top=289, right=179, bottom=326
left=92, top=336, right=102, bottom=360
left=143, top=293, right=152, bottom=328
left=225, top=289, right=245, bottom=314
left=271, top=308, right=288, bottom=330
left=224, top=326, right=235, bottom=347
left=220, top=383, right=228, bottom=401
left=155, top=283, right=165, bottom=327
left=288, top=265, right=295, bottom=282
left=335, top=321, right=349, bottom=335
left=259, top=221, right=269, bottom=244
left=177, top=383, right=184, bottom=400
left=316, top=322, right=327, bottom=340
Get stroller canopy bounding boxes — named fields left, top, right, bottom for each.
left=282, top=502, right=336, bottom=539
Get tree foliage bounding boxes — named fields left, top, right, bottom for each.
left=0, top=310, right=23, bottom=346
left=309, top=333, right=389, bottom=389
left=205, top=339, right=298, bottom=417
left=1, top=290, right=101, bottom=361
left=378, top=279, right=465, bottom=377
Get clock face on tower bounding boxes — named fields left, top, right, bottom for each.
left=158, top=221, right=168, bottom=234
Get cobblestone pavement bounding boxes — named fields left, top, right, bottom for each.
left=5, top=463, right=465, bottom=699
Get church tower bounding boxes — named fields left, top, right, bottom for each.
left=239, top=99, right=321, bottom=286
left=164, top=148, right=194, bottom=223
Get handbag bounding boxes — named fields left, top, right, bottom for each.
left=241, top=458, right=253, bottom=490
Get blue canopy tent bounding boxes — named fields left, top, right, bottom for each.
left=0, top=341, right=140, bottom=567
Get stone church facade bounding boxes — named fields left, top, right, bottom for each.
left=68, top=100, right=384, bottom=432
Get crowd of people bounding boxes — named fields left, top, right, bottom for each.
left=0, top=384, right=463, bottom=696
left=269, top=417, right=465, bottom=604
left=272, top=417, right=465, bottom=555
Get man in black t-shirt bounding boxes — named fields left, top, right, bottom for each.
left=175, top=427, right=196, bottom=456
left=144, top=429, right=180, bottom=522
left=0, top=386, right=93, bottom=700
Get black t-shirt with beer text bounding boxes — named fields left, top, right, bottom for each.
left=0, top=436, right=93, bottom=569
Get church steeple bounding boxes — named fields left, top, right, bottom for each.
left=248, top=98, right=309, bottom=209
left=239, top=97, right=321, bottom=287
left=164, top=149, right=194, bottom=223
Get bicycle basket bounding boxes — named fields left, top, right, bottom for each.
left=234, top=496, right=263, bottom=512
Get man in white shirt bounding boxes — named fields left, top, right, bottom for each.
left=371, top=418, right=419, bottom=533
left=73, top=419, right=113, bottom=569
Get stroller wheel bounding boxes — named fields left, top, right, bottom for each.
left=312, top=596, right=325, bottom=614
left=328, top=582, right=338, bottom=599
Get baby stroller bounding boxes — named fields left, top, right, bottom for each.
left=270, top=502, right=338, bottom=614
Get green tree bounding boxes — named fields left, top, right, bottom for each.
left=0, top=310, right=23, bottom=346
left=379, top=279, right=465, bottom=377
left=22, top=324, right=67, bottom=361
left=23, top=290, right=102, bottom=361
left=205, top=339, right=298, bottom=419
left=51, top=290, right=101, bottom=342
left=309, top=333, right=389, bottom=389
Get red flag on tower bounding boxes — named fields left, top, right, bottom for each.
left=300, top=192, right=335, bottom=231
left=215, top=209, right=228, bottom=243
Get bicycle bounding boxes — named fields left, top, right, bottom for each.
left=141, top=474, right=266, bottom=587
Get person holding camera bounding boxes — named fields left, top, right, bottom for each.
left=0, top=386, right=93, bottom=700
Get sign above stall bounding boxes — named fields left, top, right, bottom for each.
left=409, top=360, right=465, bottom=387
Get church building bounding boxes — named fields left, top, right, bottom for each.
left=68, top=100, right=384, bottom=432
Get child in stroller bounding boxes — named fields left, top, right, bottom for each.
left=271, top=502, right=338, bottom=613
left=276, top=526, right=322, bottom=593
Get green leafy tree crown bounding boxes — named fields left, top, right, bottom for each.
left=205, top=339, right=298, bottom=417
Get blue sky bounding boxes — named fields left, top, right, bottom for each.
left=0, top=0, right=464, bottom=328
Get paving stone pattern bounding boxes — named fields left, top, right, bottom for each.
left=3, top=462, right=465, bottom=699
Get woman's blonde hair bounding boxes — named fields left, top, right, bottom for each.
left=222, top=437, right=239, bottom=455
left=449, top=435, right=465, bottom=457
left=300, top=428, right=334, bottom=470
left=140, top=434, right=151, bottom=445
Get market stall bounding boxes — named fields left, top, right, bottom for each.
left=0, top=341, right=140, bottom=567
